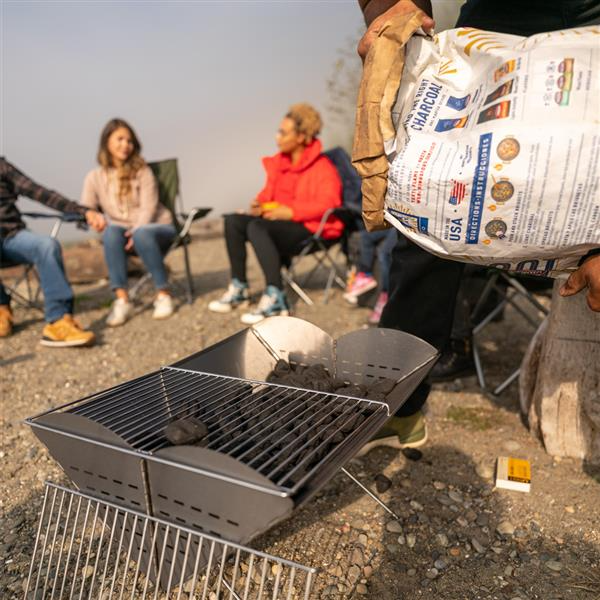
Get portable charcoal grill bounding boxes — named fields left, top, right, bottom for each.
left=25, top=317, right=437, bottom=595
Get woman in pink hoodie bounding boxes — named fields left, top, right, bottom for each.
left=209, top=103, right=343, bottom=324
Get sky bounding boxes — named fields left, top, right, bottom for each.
left=1, top=0, right=462, bottom=239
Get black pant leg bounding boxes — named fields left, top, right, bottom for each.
left=224, top=213, right=256, bottom=283
left=247, top=220, right=312, bottom=288
left=379, top=238, right=464, bottom=417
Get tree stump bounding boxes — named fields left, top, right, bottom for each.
left=520, top=276, right=600, bottom=464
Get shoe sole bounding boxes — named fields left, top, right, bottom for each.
left=152, top=312, right=174, bottom=320
left=240, top=309, right=289, bottom=325
left=356, top=429, right=428, bottom=457
left=208, top=300, right=250, bottom=314
left=40, top=338, right=95, bottom=348
left=343, top=281, right=378, bottom=300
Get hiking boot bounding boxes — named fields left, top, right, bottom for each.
left=41, top=315, right=95, bottom=347
left=208, top=278, right=250, bottom=313
left=152, top=293, right=174, bottom=320
left=240, top=285, right=290, bottom=325
left=343, top=272, right=378, bottom=305
left=0, top=305, right=13, bottom=337
left=368, top=291, right=389, bottom=325
left=428, top=338, right=475, bottom=383
left=357, top=411, right=427, bottom=456
left=106, top=297, right=134, bottom=327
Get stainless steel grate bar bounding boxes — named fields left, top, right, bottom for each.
left=24, top=482, right=317, bottom=600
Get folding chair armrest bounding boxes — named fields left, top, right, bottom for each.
left=312, top=208, right=336, bottom=239
left=20, top=211, right=85, bottom=223
left=177, top=207, right=212, bottom=239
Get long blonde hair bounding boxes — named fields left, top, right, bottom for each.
left=97, top=118, right=146, bottom=199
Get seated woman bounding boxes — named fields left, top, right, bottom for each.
left=81, top=118, right=176, bottom=326
left=209, top=103, right=343, bottom=324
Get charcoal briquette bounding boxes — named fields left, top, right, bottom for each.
left=164, top=417, right=209, bottom=446
left=273, top=359, right=291, bottom=375
left=374, top=474, right=392, bottom=493
left=402, top=447, right=423, bottom=461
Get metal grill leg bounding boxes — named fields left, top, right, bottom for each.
left=342, top=468, right=401, bottom=520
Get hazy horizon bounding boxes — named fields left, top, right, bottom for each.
left=1, top=0, right=462, bottom=240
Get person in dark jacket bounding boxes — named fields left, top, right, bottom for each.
left=0, top=158, right=105, bottom=345
left=355, top=0, right=600, bottom=453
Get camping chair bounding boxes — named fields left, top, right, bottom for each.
left=471, top=269, right=550, bottom=395
left=128, top=159, right=211, bottom=304
left=282, top=147, right=363, bottom=305
left=0, top=212, right=86, bottom=312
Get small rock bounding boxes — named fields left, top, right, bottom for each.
left=436, top=533, right=449, bottom=547
left=358, top=533, right=368, bottom=546
left=356, top=583, right=368, bottom=595
left=433, top=481, right=446, bottom=490
left=496, top=520, right=515, bottom=536
left=476, top=514, right=489, bottom=527
left=471, top=537, right=486, bottom=554
left=564, top=505, right=575, bottom=514
left=406, top=533, right=416, bottom=548
left=410, top=500, right=424, bottom=511
left=503, top=440, right=520, bottom=452
left=402, top=448, right=423, bottom=461
left=363, top=565, right=373, bottom=578
left=374, top=474, right=392, bottom=493
left=397, top=534, right=406, bottom=545
left=386, top=544, right=400, bottom=554
left=425, top=568, right=439, bottom=579
left=386, top=520, right=403, bottom=533
left=271, top=564, right=282, bottom=576
left=82, top=565, right=94, bottom=579
left=546, top=560, right=562, bottom=572
left=514, top=528, right=528, bottom=539
left=434, top=559, right=447, bottom=570
left=475, top=464, right=494, bottom=479
left=351, top=547, right=365, bottom=566
left=407, top=568, right=417, bottom=576
left=348, top=565, right=362, bottom=584
left=504, top=566, right=514, bottom=577
left=456, top=516, right=469, bottom=528
left=449, top=547, right=461, bottom=557
left=323, top=585, right=338, bottom=596
left=437, top=495, right=453, bottom=506
left=448, top=490, right=463, bottom=504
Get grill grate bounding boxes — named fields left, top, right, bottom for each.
left=60, top=366, right=388, bottom=493
left=24, top=482, right=316, bottom=600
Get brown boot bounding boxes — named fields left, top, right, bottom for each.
left=0, top=305, right=13, bottom=337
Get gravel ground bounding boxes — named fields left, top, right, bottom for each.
left=1, top=226, right=599, bottom=599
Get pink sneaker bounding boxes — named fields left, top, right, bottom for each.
left=368, top=291, right=389, bottom=324
left=343, top=272, right=378, bottom=304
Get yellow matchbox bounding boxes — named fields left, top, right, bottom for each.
left=495, top=456, right=531, bottom=493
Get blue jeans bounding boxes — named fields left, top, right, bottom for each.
left=358, top=228, right=398, bottom=292
left=0, top=229, right=73, bottom=322
left=102, top=224, right=176, bottom=291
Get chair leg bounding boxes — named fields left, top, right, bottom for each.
left=282, top=270, right=314, bottom=306
left=182, top=245, right=194, bottom=304
left=129, top=273, right=151, bottom=302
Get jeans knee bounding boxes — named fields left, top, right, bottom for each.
left=103, top=226, right=124, bottom=248
left=36, top=236, right=61, bottom=260
left=132, top=227, right=154, bottom=249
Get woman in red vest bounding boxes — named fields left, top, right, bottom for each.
left=209, top=103, right=343, bottom=324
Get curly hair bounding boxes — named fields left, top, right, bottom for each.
left=286, top=103, right=322, bottom=142
left=97, top=118, right=146, bottom=200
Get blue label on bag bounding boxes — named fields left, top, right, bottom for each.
left=466, top=133, right=492, bottom=244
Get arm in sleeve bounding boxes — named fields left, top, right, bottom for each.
left=80, top=171, right=100, bottom=211
left=132, top=167, right=159, bottom=229
left=6, top=159, right=87, bottom=216
left=291, top=162, right=342, bottom=223
left=359, top=0, right=432, bottom=25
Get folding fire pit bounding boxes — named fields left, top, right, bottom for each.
left=25, top=317, right=437, bottom=597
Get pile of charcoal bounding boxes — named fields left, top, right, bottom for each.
left=162, top=361, right=397, bottom=486
left=266, top=359, right=397, bottom=401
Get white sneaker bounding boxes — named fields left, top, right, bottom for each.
left=208, top=279, right=250, bottom=313
left=153, top=294, right=174, bottom=320
left=106, top=298, right=133, bottom=327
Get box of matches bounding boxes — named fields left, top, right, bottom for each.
left=495, top=456, right=531, bottom=492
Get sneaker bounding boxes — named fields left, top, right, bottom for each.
left=106, top=298, right=134, bottom=327
left=357, top=411, right=427, bottom=456
left=343, top=272, right=378, bottom=304
left=368, top=291, right=389, bottom=325
left=428, top=338, right=475, bottom=383
left=208, top=279, right=250, bottom=313
left=152, top=293, right=174, bottom=320
left=41, top=315, right=95, bottom=348
left=240, top=285, right=290, bottom=325
left=0, top=305, right=13, bottom=337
